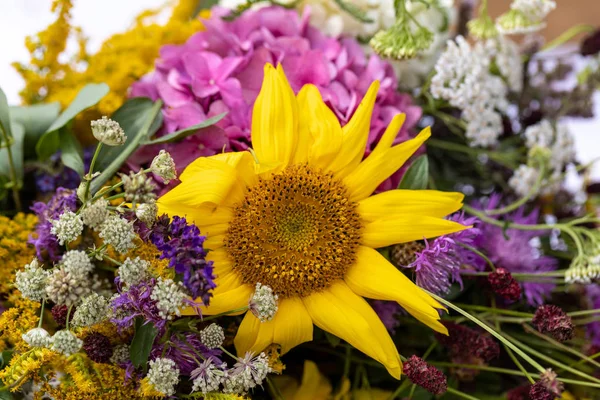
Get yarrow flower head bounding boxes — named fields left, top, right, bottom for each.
left=532, top=305, right=574, bottom=342
left=146, top=357, right=180, bottom=396
left=150, top=150, right=177, bottom=184
left=223, top=352, right=271, bottom=394
left=136, top=200, right=158, bottom=226
left=249, top=283, right=278, bottom=323
left=50, top=210, right=83, bottom=246
left=46, top=266, right=91, bottom=307
left=15, top=258, right=50, bottom=302
left=403, top=355, right=448, bottom=395
left=52, top=330, right=83, bottom=356
left=191, top=357, right=228, bottom=394
left=22, top=328, right=52, bottom=348
left=121, top=170, right=157, bottom=204
left=118, top=257, right=152, bottom=287
left=83, top=332, right=113, bottom=363
left=110, top=344, right=130, bottom=365
left=91, top=116, right=127, bottom=146
left=150, top=278, right=187, bottom=320
left=71, top=293, right=111, bottom=328
left=60, top=250, right=94, bottom=276
left=81, top=199, right=109, bottom=230
left=99, top=215, right=136, bottom=254
left=200, top=323, right=225, bottom=349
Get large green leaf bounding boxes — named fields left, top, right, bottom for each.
left=36, top=83, right=109, bottom=160
left=398, top=155, right=429, bottom=190
left=130, top=318, right=158, bottom=369
left=0, top=122, right=25, bottom=182
left=0, top=87, right=12, bottom=144
left=142, top=112, right=227, bottom=145
left=10, top=102, right=60, bottom=158
left=59, top=130, right=84, bottom=176
left=90, top=98, right=163, bottom=194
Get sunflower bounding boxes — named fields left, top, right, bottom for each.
left=157, top=63, right=467, bottom=378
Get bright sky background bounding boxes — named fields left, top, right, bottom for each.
left=1, top=0, right=598, bottom=179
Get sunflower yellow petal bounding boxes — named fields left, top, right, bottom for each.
left=357, top=189, right=464, bottom=222
left=302, top=281, right=402, bottom=379
left=294, top=360, right=332, bottom=400
left=184, top=280, right=252, bottom=316
left=362, top=216, right=470, bottom=248
left=251, top=63, right=298, bottom=167
left=272, top=297, right=314, bottom=354
left=370, top=113, right=406, bottom=158
left=330, top=81, right=380, bottom=178
left=344, top=127, right=430, bottom=202
left=345, top=246, right=447, bottom=333
left=234, top=311, right=275, bottom=355
left=204, top=233, right=225, bottom=250
left=296, top=84, right=343, bottom=169
left=209, top=151, right=259, bottom=187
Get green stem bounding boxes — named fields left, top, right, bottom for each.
left=485, top=164, right=546, bottom=216
left=66, top=304, right=74, bottom=331
left=37, top=298, right=46, bottom=329
left=0, top=129, right=21, bottom=211
left=104, top=193, right=125, bottom=202
left=426, top=292, right=546, bottom=373
left=388, top=379, right=413, bottom=400
left=452, top=304, right=532, bottom=317
left=266, top=376, right=284, bottom=400
left=542, top=24, right=596, bottom=52
left=446, top=387, right=480, bottom=400
left=202, top=306, right=249, bottom=321
left=506, top=346, right=536, bottom=384
left=84, top=142, right=103, bottom=202
left=407, top=384, right=417, bottom=399
left=343, top=345, right=352, bottom=378
left=219, top=346, right=238, bottom=361
left=456, top=243, right=495, bottom=271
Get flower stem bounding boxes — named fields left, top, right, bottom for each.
left=37, top=298, right=46, bottom=329
left=202, top=306, right=249, bottom=322
left=84, top=142, right=103, bottom=202
left=66, top=305, right=74, bottom=331
left=0, top=129, right=21, bottom=211
left=343, top=345, right=352, bottom=378
left=266, top=376, right=284, bottom=400
left=456, top=243, right=495, bottom=271
left=542, top=24, right=596, bottom=52
left=446, top=387, right=480, bottom=400
left=218, top=346, right=238, bottom=361
left=506, top=345, right=536, bottom=384
left=485, top=164, right=546, bottom=216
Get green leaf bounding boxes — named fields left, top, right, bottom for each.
left=36, top=83, right=109, bottom=160
left=10, top=102, right=60, bottom=158
left=325, top=332, right=341, bottom=348
left=59, top=130, right=84, bottom=176
left=0, top=350, right=13, bottom=369
left=0, top=122, right=25, bottom=182
left=130, top=318, right=158, bottom=369
left=90, top=98, right=163, bottom=194
left=0, top=87, right=13, bottom=144
left=142, top=112, right=227, bottom=145
left=398, top=155, right=429, bottom=190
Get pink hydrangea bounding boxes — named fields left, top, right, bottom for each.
left=129, top=6, right=422, bottom=191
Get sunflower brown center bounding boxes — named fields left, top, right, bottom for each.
left=224, top=164, right=362, bottom=298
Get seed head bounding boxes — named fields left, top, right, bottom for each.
left=81, top=199, right=109, bottom=230
left=487, top=268, right=522, bottom=302
left=200, top=323, right=225, bottom=349
left=91, top=116, right=126, bottom=146
left=52, top=330, right=83, bottom=356
left=22, top=328, right=52, bottom=348
left=532, top=305, right=574, bottom=342
left=120, top=171, right=156, bottom=204
left=150, top=150, right=177, bottom=184
left=46, top=266, right=91, bottom=307
left=15, top=258, right=50, bottom=302
left=403, top=355, right=448, bottom=395
left=136, top=200, right=158, bottom=226
left=249, top=283, right=278, bottom=323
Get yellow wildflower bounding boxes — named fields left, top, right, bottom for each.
left=0, top=291, right=40, bottom=352
left=0, top=348, right=56, bottom=391
left=0, top=213, right=38, bottom=293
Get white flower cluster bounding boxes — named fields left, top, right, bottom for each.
left=150, top=278, right=187, bottom=320
left=91, top=116, right=127, bottom=146
left=497, top=0, right=556, bottom=34
left=249, top=283, right=278, bottom=323
left=223, top=352, right=271, bottom=394
left=118, top=257, right=151, bottom=287
left=511, top=0, right=556, bottom=22
left=81, top=199, right=109, bottom=230
left=99, top=215, right=136, bottom=254
left=565, top=255, right=600, bottom=284
left=135, top=200, right=158, bottom=227
left=51, top=330, right=83, bottom=356
left=200, top=323, right=225, bottom=349
left=120, top=171, right=156, bottom=204
left=150, top=150, right=177, bottom=184
left=147, top=358, right=180, bottom=396
left=192, top=358, right=228, bottom=394
left=110, top=344, right=130, bottom=365
left=431, top=36, right=516, bottom=147
left=50, top=211, right=83, bottom=245
left=61, top=250, right=94, bottom=276
left=45, top=266, right=91, bottom=307
left=22, top=328, right=52, bottom=348
left=15, top=259, right=50, bottom=302
left=71, top=293, right=111, bottom=328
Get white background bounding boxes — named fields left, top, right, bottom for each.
left=1, top=0, right=598, bottom=179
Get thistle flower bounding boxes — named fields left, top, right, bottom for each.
left=99, top=215, right=136, bottom=254
left=150, top=150, right=177, bottom=184
left=249, top=283, right=278, bottom=323
left=52, top=330, right=83, bottom=356
left=83, top=332, right=113, bottom=363
left=46, top=266, right=91, bottom=307
left=15, top=259, right=50, bottom=302
left=118, top=257, right=152, bottom=287
left=146, top=358, right=180, bottom=396
left=110, top=344, right=130, bottom=365
left=22, top=328, right=52, bottom=348
left=111, top=279, right=165, bottom=330
left=191, top=358, right=228, bottom=394
left=60, top=250, right=94, bottom=276
left=120, top=171, right=157, bottom=204
left=403, top=355, right=448, bottom=395
left=371, top=300, right=401, bottom=334
left=529, top=369, right=563, bottom=400
left=81, top=199, right=109, bottom=230
left=532, top=305, right=574, bottom=342
left=487, top=268, right=522, bottom=302
left=91, top=116, right=127, bottom=146
left=150, top=278, right=187, bottom=320
left=136, top=200, right=158, bottom=227
left=50, top=210, right=83, bottom=246
left=71, top=293, right=111, bottom=328
left=223, top=352, right=271, bottom=394
left=200, top=323, right=225, bottom=350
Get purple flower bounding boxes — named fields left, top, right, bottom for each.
left=129, top=5, right=422, bottom=192
left=111, top=279, right=166, bottom=331
left=151, top=333, right=222, bottom=375
left=35, top=149, right=93, bottom=193
left=150, top=215, right=216, bottom=305
left=371, top=300, right=401, bottom=334
left=586, top=285, right=600, bottom=346
left=29, top=187, right=78, bottom=262
left=476, top=195, right=558, bottom=306
left=403, top=213, right=482, bottom=296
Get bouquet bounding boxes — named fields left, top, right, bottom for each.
left=0, top=0, right=599, bottom=398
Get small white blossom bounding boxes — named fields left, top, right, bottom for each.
left=71, top=293, right=110, bottom=328
left=60, top=250, right=94, bottom=276
left=15, top=259, right=50, bottom=302
left=51, top=330, right=83, bottom=356
left=525, top=119, right=554, bottom=149
left=509, top=164, right=540, bottom=198
left=550, top=125, right=576, bottom=171
left=511, top=0, right=556, bottom=22
left=135, top=200, right=158, bottom=227
left=91, top=116, right=127, bottom=146
left=99, top=215, right=136, bottom=254
left=81, top=199, right=109, bottom=230
left=120, top=171, right=156, bottom=204
left=46, top=266, right=91, bottom=307
left=147, top=358, right=180, bottom=396
left=191, top=358, right=228, bottom=394
left=50, top=211, right=83, bottom=245
left=200, top=323, right=225, bottom=349
left=150, top=150, right=177, bottom=184
left=22, top=328, right=52, bottom=348
left=118, top=257, right=152, bottom=287
left=249, top=283, right=278, bottom=323
left=110, top=344, right=130, bottom=365
left=150, top=278, right=187, bottom=320
left=223, top=352, right=271, bottom=394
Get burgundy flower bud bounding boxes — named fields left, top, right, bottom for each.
left=83, top=332, right=113, bottom=363
left=51, top=304, right=74, bottom=327
left=581, top=28, right=600, bottom=56
left=507, top=384, right=532, bottom=400
left=487, top=268, right=522, bottom=302
left=436, top=321, right=500, bottom=362
left=529, top=369, right=564, bottom=400
left=403, top=355, right=448, bottom=395
left=532, top=305, right=574, bottom=342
